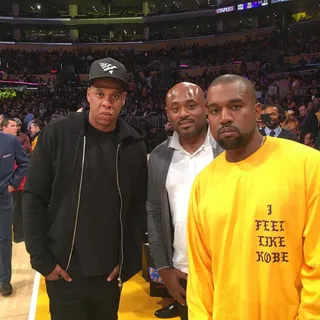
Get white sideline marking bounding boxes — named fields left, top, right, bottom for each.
left=28, top=271, right=41, bottom=320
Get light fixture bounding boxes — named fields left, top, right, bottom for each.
left=36, top=4, right=41, bottom=10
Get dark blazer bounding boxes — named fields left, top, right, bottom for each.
left=259, top=128, right=299, bottom=142
left=0, top=132, right=29, bottom=195
left=299, top=113, right=319, bottom=142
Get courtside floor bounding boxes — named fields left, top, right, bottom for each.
left=0, top=243, right=179, bottom=320
left=35, top=273, right=178, bottom=320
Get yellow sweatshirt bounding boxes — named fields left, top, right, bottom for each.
left=187, top=137, right=320, bottom=320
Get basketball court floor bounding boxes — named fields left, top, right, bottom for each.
left=0, top=243, right=179, bottom=320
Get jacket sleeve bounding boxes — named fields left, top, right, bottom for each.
left=297, top=192, right=320, bottom=319
left=10, top=137, right=29, bottom=190
left=187, top=178, right=213, bottom=320
left=23, top=127, right=56, bottom=276
left=147, top=151, right=170, bottom=270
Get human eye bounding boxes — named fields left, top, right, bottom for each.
left=96, top=92, right=103, bottom=98
left=232, top=105, right=241, bottom=110
left=112, top=93, right=120, bottom=100
left=208, top=107, right=220, bottom=114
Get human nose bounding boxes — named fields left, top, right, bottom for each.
left=101, top=95, right=114, bottom=108
left=178, top=106, right=189, bottom=119
left=220, top=108, right=233, bottom=125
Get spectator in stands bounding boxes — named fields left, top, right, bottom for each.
left=283, top=110, right=300, bottom=138
left=155, top=120, right=173, bottom=146
left=29, top=120, right=44, bottom=152
left=23, top=57, right=147, bottom=320
left=14, top=118, right=31, bottom=155
left=291, top=75, right=301, bottom=99
left=304, top=132, right=317, bottom=148
left=50, top=109, right=62, bottom=122
left=298, top=104, right=319, bottom=142
left=0, top=131, right=29, bottom=297
left=148, top=82, right=223, bottom=320
left=259, top=104, right=298, bottom=141
left=187, top=74, right=320, bottom=320
left=24, top=108, right=34, bottom=127
left=278, top=75, right=290, bottom=103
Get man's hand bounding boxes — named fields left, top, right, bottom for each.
left=8, top=185, right=15, bottom=193
left=158, top=267, right=188, bottom=306
left=45, top=264, right=72, bottom=282
left=107, top=264, right=120, bottom=282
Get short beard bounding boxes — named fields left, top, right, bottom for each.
left=217, top=125, right=255, bottom=150
left=218, top=136, right=244, bottom=150
left=266, top=122, right=279, bottom=130
left=177, top=129, right=197, bottom=138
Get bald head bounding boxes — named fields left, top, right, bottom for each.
left=165, top=82, right=207, bottom=138
left=166, top=82, right=204, bottom=105
left=209, top=75, right=256, bottom=104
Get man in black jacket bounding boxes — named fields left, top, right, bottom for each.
left=259, top=104, right=299, bottom=142
left=23, top=58, right=147, bottom=320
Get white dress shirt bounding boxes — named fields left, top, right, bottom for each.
left=166, top=128, right=215, bottom=273
left=265, top=126, right=282, bottom=137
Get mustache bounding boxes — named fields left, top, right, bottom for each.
left=218, top=125, right=240, bottom=135
left=178, top=117, right=194, bottom=125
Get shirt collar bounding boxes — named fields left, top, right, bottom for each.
left=265, top=126, right=282, bottom=137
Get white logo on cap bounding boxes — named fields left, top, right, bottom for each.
left=99, top=62, right=118, bottom=75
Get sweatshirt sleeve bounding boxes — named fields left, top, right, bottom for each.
left=297, top=192, right=320, bottom=319
left=187, top=177, right=214, bottom=320
left=23, top=127, right=56, bottom=276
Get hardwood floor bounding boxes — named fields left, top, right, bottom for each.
left=0, top=242, right=179, bottom=320
left=0, top=242, right=35, bottom=320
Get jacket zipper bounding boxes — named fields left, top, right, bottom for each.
left=116, top=142, right=124, bottom=292
left=65, top=136, right=86, bottom=272
left=65, top=137, right=124, bottom=293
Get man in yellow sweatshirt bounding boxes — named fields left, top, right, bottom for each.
left=187, top=74, right=320, bottom=320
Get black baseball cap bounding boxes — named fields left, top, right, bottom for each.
left=88, top=57, right=129, bottom=91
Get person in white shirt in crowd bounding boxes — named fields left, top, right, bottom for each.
left=147, top=82, right=223, bottom=319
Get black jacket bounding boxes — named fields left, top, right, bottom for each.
left=299, top=113, right=319, bottom=142
left=23, top=108, right=147, bottom=288
left=259, top=128, right=299, bottom=142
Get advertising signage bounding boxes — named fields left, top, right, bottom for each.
left=214, top=5, right=236, bottom=14
left=270, top=0, right=290, bottom=3
left=237, top=0, right=268, bottom=11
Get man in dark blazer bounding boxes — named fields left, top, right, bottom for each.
left=0, top=132, right=29, bottom=296
left=259, top=104, right=299, bottom=142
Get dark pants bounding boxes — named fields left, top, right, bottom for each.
left=178, top=278, right=188, bottom=320
left=46, top=274, right=121, bottom=320
left=13, top=191, right=24, bottom=241
left=0, top=193, right=13, bottom=283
